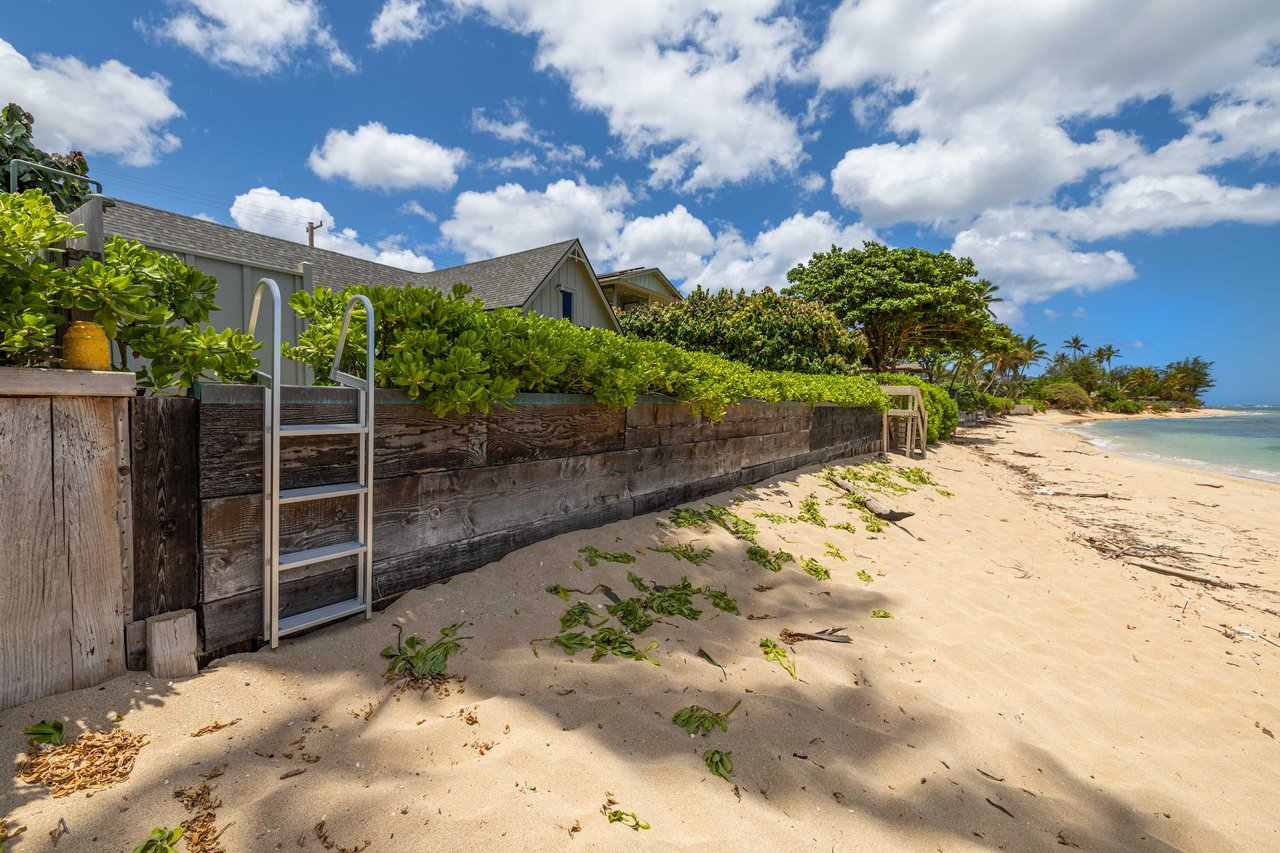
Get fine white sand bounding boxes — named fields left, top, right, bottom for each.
left=2, top=413, right=1277, bottom=852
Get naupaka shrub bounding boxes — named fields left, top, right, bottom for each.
left=285, top=283, right=890, bottom=420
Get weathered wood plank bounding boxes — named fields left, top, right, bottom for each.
left=198, top=396, right=629, bottom=499
left=131, top=396, right=200, bottom=620
left=200, top=562, right=359, bottom=652
left=146, top=609, right=198, bottom=678
left=484, top=404, right=625, bottom=466
left=113, top=398, right=134, bottom=623
left=0, top=366, right=135, bottom=397
left=0, top=398, right=71, bottom=711
left=54, top=397, right=127, bottom=689
left=198, top=501, right=636, bottom=652
left=201, top=452, right=635, bottom=602
left=625, top=402, right=809, bottom=449
left=198, top=393, right=363, bottom=499
left=200, top=489, right=368, bottom=602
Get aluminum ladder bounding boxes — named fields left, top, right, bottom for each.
left=249, top=278, right=376, bottom=649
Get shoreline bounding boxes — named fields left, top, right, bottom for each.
left=3, top=417, right=1277, bottom=851
left=1054, top=406, right=1243, bottom=425
left=1039, top=408, right=1280, bottom=486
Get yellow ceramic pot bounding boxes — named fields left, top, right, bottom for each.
left=63, top=320, right=111, bottom=371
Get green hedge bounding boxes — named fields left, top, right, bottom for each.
left=867, top=373, right=958, bottom=441
left=285, top=284, right=889, bottom=420
left=980, top=394, right=1016, bottom=415
left=1034, top=381, right=1091, bottom=410
left=617, top=286, right=865, bottom=375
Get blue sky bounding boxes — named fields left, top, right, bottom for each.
left=3, top=0, right=1278, bottom=403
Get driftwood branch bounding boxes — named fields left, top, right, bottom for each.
left=830, top=476, right=915, bottom=521
left=781, top=627, right=852, bottom=644
left=1125, top=560, right=1234, bottom=589
left=1032, top=488, right=1128, bottom=499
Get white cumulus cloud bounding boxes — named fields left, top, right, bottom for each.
left=438, top=178, right=877, bottom=292
left=472, top=105, right=601, bottom=172
left=0, top=39, right=182, bottom=166
left=231, top=186, right=435, bottom=270
left=145, top=0, right=355, bottom=74
left=307, top=122, right=466, bottom=191
left=447, top=0, right=807, bottom=190
left=691, top=211, right=877, bottom=293
left=371, top=0, right=434, bottom=48
left=608, top=205, right=716, bottom=280
left=951, top=228, right=1135, bottom=319
left=812, top=0, right=1280, bottom=311
left=441, top=178, right=631, bottom=261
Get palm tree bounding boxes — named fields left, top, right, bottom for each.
left=1022, top=335, right=1048, bottom=370
left=977, top=281, right=1003, bottom=318
left=1093, top=344, right=1120, bottom=373
left=1125, top=367, right=1159, bottom=395
left=1062, top=335, right=1088, bottom=356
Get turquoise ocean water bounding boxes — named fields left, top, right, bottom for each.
left=1074, top=407, right=1280, bottom=484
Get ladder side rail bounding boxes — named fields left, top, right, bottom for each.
left=362, top=296, right=376, bottom=617
left=329, top=295, right=377, bottom=619
left=248, top=278, right=282, bottom=647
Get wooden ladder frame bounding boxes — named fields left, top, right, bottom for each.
left=879, top=385, right=927, bottom=458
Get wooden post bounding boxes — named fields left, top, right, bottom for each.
left=55, top=397, right=128, bottom=688
left=66, top=196, right=106, bottom=263
left=0, top=397, right=72, bottom=709
left=130, top=396, right=200, bottom=621
left=146, top=609, right=199, bottom=678
left=0, top=368, right=134, bottom=710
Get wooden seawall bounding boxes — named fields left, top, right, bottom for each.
left=132, top=385, right=883, bottom=656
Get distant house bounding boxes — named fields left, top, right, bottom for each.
left=102, top=200, right=620, bottom=383
left=597, top=266, right=683, bottom=312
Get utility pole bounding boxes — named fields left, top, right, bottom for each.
left=306, top=220, right=324, bottom=247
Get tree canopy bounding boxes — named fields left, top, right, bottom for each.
left=784, top=242, right=995, bottom=372
left=617, top=286, right=866, bottom=375
left=1, top=103, right=92, bottom=213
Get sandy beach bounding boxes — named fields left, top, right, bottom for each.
left=3, top=413, right=1277, bottom=852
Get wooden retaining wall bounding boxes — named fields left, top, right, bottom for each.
left=188, top=385, right=883, bottom=654
left=0, top=368, right=134, bottom=711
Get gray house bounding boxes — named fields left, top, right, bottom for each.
left=102, top=200, right=621, bottom=383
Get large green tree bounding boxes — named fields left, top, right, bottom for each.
left=1162, top=356, right=1215, bottom=400
left=784, top=242, right=994, bottom=371
left=617, top=286, right=865, bottom=375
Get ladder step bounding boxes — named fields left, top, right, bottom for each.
left=279, top=482, right=367, bottom=504
left=280, top=423, right=368, bottom=436
left=279, top=541, right=367, bottom=570
left=278, top=598, right=367, bottom=637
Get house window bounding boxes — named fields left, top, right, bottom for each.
left=561, top=289, right=574, bottom=323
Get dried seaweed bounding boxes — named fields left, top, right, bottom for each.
left=174, top=783, right=230, bottom=853
left=190, top=719, right=240, bottom=738
left=19, top=729, right=146, bottom=797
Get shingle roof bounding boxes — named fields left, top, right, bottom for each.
left=103, top=200, right=423, bottom=291
left=102, top=200, right=574, bottom=308
left=415, top=240, right=577, bottom=308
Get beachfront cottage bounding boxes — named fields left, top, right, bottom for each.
left=101, top=200, right=622, bottom=383
left=597, top=266, right=683, bottom=312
